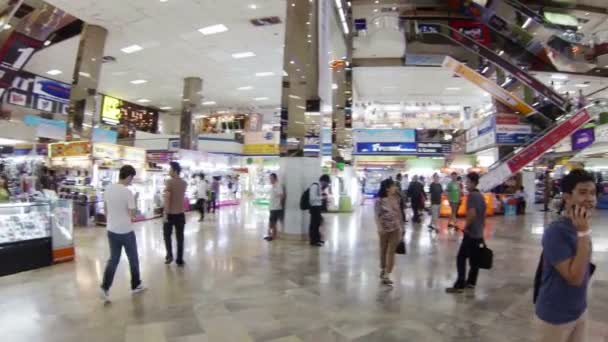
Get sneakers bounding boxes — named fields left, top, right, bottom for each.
left=445, top=286, right=465, bottom=294
left=263, top=236, right=273, bottom=241
left=132, top=284, right=147, bottom=294
left=176, top=260, right=186, bottom=267
left=379, top=269, right=386, bottom=279
left=465, top=284, right=476, bottom=291
left=381, top=274, right=394, bottom=286
left=99, top=288, right=110, bottom=303
left=165, top=256, right=174, bottom=265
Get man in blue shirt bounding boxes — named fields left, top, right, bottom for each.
left=536, top=169, right=596, bottom=342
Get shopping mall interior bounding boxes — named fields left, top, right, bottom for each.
left=1, top=0, right=608, bottom=341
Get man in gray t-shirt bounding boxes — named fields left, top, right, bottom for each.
left=446, top=172, right=486, bottom=293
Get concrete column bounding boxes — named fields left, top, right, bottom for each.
left=331, top=63, right=346, bottom=160
left=280, top=0, right=319, bottom=154
left=180, top=77, right=202, bottom=150
left=278, top=0, right=323, bottom=239
left=66, top=24, right=107, bottom=141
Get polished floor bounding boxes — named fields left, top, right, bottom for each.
left=1, top=202, right=608, bottom=342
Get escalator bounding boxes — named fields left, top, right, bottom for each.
left=479, top=101, right=608, bottom=192
left=454, top=0, right=596, bottom=73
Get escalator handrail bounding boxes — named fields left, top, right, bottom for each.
left=485, top=99, right=608, bottom=171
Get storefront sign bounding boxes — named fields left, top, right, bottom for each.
left=506, top=108, right=590, bottom=172
left=416, top=142, right=452, bottom=155
left=243, top=144, right=280, bottom=155
left=353, top=129, right=416, bottom=144
left=92, top=143, right=121, bottom=160
left=91, top=127, right=118, bottom=144
left=477, top=116, right=496, bottom=136
left=0, top=32, right=43, bottom=94
left=121, top=146, right=146, bottom=162
left=496, top=124, right=535, bottom=144
left=23, top=114, right=66, bottom=140
left=5, top=70, right=71, bottom=114
left=49, top=141, right=92, bottom=158
left=244, top=131, right=279, bottom=145
left=443, top=57, right=536, bottom=116
left=355, top=142, right=417, bottom=155
left=450, top=20, right=490, bottom=46
left=466, top=131, right=496, bottom=153
left=417, top=23, right=441, bottom=34
left=571, top=128, right=595, bottom=150
left=496, top=114, right=521, bottom=125
left=147, top=151, right=174, bottom=164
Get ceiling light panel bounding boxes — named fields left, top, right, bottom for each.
left=255, top=72, right=275, bottom=77
left=137, top=99, right=151, bottom=103
left=46, top=69, right=62, bottom=75
left=254, top=97, right=269, bottom=101
left=130, top=79, right=148, bottom=84
left=202, top=101, right=216, bottom=105
left=232, top=52, right=256, bottom=59
left=198, top=24, right=228, bottom=35
left=121, top=44, right=143, bottom=54
left=238, top=86, right=253, bottom=90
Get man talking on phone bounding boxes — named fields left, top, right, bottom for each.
left=536, top=169, right=596, bottom=342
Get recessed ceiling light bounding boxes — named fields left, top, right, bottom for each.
left=121, top=44, right=143, bottom=54
left=3, top=24, right=11, bottom=30
left=445, top=87, right=461, bottom=91
left=46, top=69, right=62, bottom=76
left=44, top=40, right=51, bottom=46
left=198, top=24, right=228, bottom=35
left=255, top=72, right=275, bottom=77
left=427, top=105, right=443, bottom=111
left=404, top=105, right=421, bottom=111
left=575, top=83, right=590, bottom=88
left=137, top=99, right=151, bottom=103
left=232, top=51, right=256, bottom=59
left=373, top=9, right=378, bottom=12
left=238, top=86, right=253, bottom=90
left=551, top=74, right=568, bottom=80
left=254, top=97, right=269, bottom=101
left=160, top=106, right=172, bottom=110
left=445, top=105, right=462, bottom=111
left=249, top=4, right=257, bottom=9
left=130, top=79, right=148, bottom=84
left=160, top=0, right=169, bottom=2
left=202, top=101, right=217, bottom=105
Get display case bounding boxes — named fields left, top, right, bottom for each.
left=0, top=202, right=53, bottom=276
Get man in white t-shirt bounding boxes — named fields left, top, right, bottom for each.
left=99, top=165, right=146, bottom=303
left=264, top=173, right=285, bottom=242
left=195, top=173, right=209, bottom=222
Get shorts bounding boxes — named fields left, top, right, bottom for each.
left=269, top=210, right=284, bottom=225
left=431, top=204, right=440, bottom=221
left=449, top=202, right=459, bottom=215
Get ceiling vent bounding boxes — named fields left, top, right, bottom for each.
left=250, top=16, right=282, bottom=27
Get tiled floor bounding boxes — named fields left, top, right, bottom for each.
left=1, top=202, right=608, bottom=342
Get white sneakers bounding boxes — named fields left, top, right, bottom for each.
left=99, top=284, right=147, bottom=303
left=132, top=284, right=147, bottom=294
left=99, top=288, right=111, bottom=304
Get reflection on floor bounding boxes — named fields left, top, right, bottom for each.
left=1, top=203, right=608, bottom=342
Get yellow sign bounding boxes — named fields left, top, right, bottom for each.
left=101, top=96, right=122, bottom=125
left=49, top=141, right=92, bottom=158
left=442, top=57, right=535, bottom=116
left=243, top=144, right=279, bottom=155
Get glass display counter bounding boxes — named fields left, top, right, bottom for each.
left=0, top=202, right=53, bottom=276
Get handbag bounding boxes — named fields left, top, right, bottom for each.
left=475, top=241, right=493, bottom=270
left=396, top=240, right=406, bottom=255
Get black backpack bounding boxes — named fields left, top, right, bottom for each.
left=299, top=183, right=318, bottom=210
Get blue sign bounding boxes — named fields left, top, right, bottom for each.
left=354, top=18, right=367, bottom=31
left=92, top=127, right=118, bottom=144
left=353, top=128, right=416, bottom=143
left=496, top=133, right=535, bottom=144
left=355, top=142, right=417, bottom=155
left=571, top=128, right=595, bottom=150
left=418, top=23, right=441, bottom=33
left=477, top=116, right=496, bottom=136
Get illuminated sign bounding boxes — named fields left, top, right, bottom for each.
left=101, top=96, right=122, bottom=125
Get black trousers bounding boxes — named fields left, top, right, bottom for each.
left=411, top=198, right=422, bottom=222
left=309, top=206, right=323, bottom=244
left=196, top=199, right=206, bottom=220
left=163, top=213, right=186, bottom=262
left=455, top=234, right=483, bottom=288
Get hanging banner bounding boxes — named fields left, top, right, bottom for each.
left=506, top=108, right=590, bottom=172
left=443, top=57, right=536, bottom=116
left=49, top=141, right=92, bottom=158
left=571, top=128, right=595, bottom=150
left=91, top=127, right=118, bottom=144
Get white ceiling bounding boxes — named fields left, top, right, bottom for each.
left=353, top=66, right=492, bottom=106
left=25, top=0, right=286, bottom=112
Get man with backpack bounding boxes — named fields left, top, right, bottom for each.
left=301, top=175, right=331, bottom=247
left=535, top=169, right=596, bottom=342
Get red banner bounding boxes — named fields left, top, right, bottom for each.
left=506, top=108, right=590, bottom=172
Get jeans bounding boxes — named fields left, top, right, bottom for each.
left=309, top=206, right=323, bottom=244
left=196, top=199, right=206, bottom=220
left=163, top=213, right=186, bottom=263
left=101, top=231, right=141, bottom=291
left=455, top=234, right=483, bottom=288
left=208, top=192, right=217, bottom=213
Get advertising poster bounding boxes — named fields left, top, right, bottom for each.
left=92, top=127, right=118, bottom=144
left=496, top=124, right=535, bottom=144
left=571, top=128, right=595, bottom=150
left=8, top=91, right=27, bottom=106
left=33, top=76, right=70, bottom=103
left=450, top=20, right=490, bottom=45
left=49, top=141, right=92, bottom=158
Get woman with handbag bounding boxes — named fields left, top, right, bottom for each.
left=375, top=178, right=404, bottom=286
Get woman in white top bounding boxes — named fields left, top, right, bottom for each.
left=195, top=173, right=209, bottom=222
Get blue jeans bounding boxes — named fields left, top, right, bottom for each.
left=101, top=231, right=141, bottom=291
